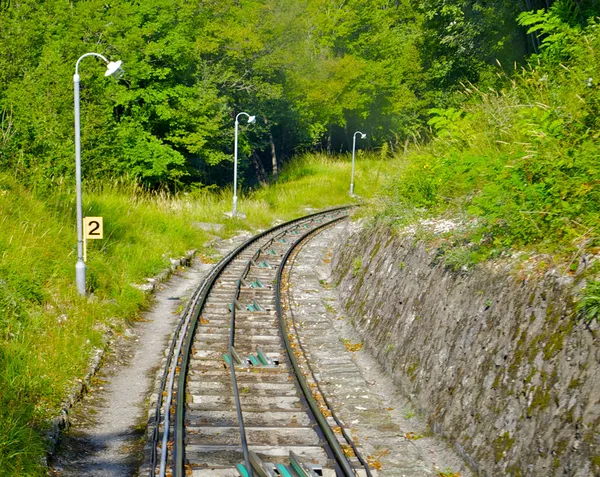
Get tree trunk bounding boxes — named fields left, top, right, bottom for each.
left=251, top=152, right=268, bottom=186
left=1, top=107, right=14, bottom=148
left=269, top=133, right=277, bottom=179
left=263, top=115, right=278, bottom=179
left=522, top=0, right=542, bottom=54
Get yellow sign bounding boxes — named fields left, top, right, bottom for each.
left=84, top=217, right=103, bottom=240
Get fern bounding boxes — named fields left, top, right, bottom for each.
left=427, top=108, right=465, bottom=138
left=518, top=1, right=583, bottom=62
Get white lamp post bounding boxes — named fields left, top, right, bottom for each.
left=232, top=112, right=256, bottom=216
left=350, top=131, right=367, bottom=196
left=74, top=53, right=124, bottom=296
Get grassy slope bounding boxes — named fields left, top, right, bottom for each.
left=368, top=10, right=600, bottom=272
left=0, top=152, right=392, bottom=475
left=373, top=58, right=600, bottom=270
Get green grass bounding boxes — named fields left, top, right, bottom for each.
left=0, top=152, right=393, bottom=475
left=371, top=21, right=600, bottom=266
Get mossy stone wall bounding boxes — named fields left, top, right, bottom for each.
left=332, top=221, right=599, bottom=476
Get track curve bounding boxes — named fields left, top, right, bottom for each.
left=142, top=208, right=373, bottom=477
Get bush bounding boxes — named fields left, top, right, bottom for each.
left=383, top=8, right=600, bottom=258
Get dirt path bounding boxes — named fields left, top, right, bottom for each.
left=287, top=222, right=473, bottom=476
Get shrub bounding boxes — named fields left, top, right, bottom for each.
left=383, top=9, right=600, bottom=258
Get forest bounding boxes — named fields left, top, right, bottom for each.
left=0, top=0, right=578, bottom=189
left=1, top=0, right=600, bottom=474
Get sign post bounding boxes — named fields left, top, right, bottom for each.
left=83, top=217, right=103, bottom=262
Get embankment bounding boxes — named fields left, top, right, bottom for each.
left=332, top=220, right=599, bottom=476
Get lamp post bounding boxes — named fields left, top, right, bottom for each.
left=232, top=112, right=256, bottom=216
left=350, top=131, right=367, bottom=196
left=74, top=53, right=124, bottom=296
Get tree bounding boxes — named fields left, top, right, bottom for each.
left=414, top=0, right=527, bottom=105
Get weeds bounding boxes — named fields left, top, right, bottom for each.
left=436, top=470, right=461, bottom=477
left=352, top=258, right=363, bottom=277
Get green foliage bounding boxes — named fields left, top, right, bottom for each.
left=415, top=0, right=526, bottom=102
left=9, top=1, right=600, bottom=195
left=427, top=108, right=467, bottom=139
left=0, top=0, right=436, bottom=188
left=352, top=257, right=363, bottom=277
left=280, top=0, right=425, bottom=146
left=382, top=10, right=600, bottom=258
left=0, top=347, right=46, bottom=476
left=518, top=1, right=584, bottom=62
left=4, top=0, right=579, bottom=191
left=441, top=245, right=478, bottom=272
left=577, top=280, right=600, bottom=325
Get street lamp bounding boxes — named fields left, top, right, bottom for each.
left=73, top=53, right=124, bottom=296
left=350, top=131, right=367, bottom=196
left=232, top=112, right=256, bottom=216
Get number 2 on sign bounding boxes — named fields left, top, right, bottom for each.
left=83, top=217, right=103, bottom=263
left=84, top=217, right=103, bottom=239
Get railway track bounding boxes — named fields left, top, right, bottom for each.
left=142, top=207, right=373, bottom=477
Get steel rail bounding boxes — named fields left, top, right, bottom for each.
left=151, top=249, right=225, bottom=477
left=155, top=245, right=234, bottom=477
left=228, top=221, right=313, bottom=477
left=160, top=206, right=352, bottom=477
left=152, top=222, right=304, bottom=475
left=150, top=279, right=192, bottom=476
left=228, top=258, right=255, bottom=476
left=153, top=286, right=196, bottom=477
left=275, top=214, right=358, bottom=477
left=285, top=244, right=373, bottom=477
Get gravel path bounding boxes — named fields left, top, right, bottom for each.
left=48, top=234, right=250, bottom=477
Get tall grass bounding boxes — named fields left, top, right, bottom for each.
left=0, top=152, right=391, bottom=475
left=0, top=175, right=211, bottom=474
left=377, top=16, right=600, bottom=263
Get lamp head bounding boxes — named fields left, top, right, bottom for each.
left=248, top=115, right=256, bottom=124
left=361, top=133, right=367, bottom=139
left=105, top=60, right=124, bottom=79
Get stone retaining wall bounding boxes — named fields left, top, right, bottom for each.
left=332, top=221, right=599, bottom=476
